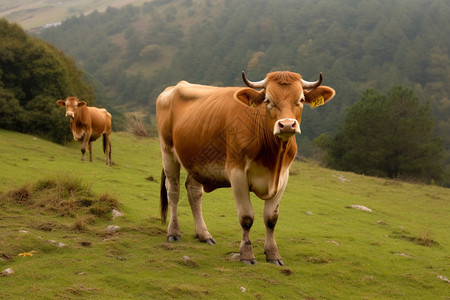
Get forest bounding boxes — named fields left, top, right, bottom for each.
left=1, top=0, right=449, bottom=183
left=0, top=19, right=95, bottom=143
left=37, top=0, right=450, bottom=167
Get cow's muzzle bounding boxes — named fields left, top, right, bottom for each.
left=65, top=111, right=75, bottom=118
left=274, top=118, right=301, bottom=141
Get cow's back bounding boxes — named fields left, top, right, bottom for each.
left=87, top=107, right=111, bottom=140
left=157, top=81, right=240, bottom=148
left=157, top=81, right=249, bottom=190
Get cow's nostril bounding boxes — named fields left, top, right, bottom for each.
left=279, top=122, right=284, bottom=129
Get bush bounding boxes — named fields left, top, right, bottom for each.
left=317, top=86, right=445, bottom=184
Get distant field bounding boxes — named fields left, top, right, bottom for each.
left=0, top=129, right=449, bottom=299
left=0, top=0, right=148, bottom=30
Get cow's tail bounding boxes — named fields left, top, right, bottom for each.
left=160, top=168, right=168, bottom=224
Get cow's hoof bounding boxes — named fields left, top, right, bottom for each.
left=167, top=235, right=181, bottom=242
left=267, top=259, right=284, bottom=266
left=241, top=259, right=257, bottom=265
left=201, top=238, right=216, bottom=245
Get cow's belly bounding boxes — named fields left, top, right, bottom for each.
left=188, top=163, right=230, bottom=192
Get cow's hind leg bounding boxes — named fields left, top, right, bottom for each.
left=185, top=175, right=215, bottom=245
left=103, top=133, right=111, bottom=166
left=160, top=146, right=181, bottom=242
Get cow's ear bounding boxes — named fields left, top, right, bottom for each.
left=303, top=86, right=336, bottom=108
left=78, top=101, right=87, bottom=107
left=56, top=100, right=65, bottom=107
left=235, top=88, right=266, bottom=107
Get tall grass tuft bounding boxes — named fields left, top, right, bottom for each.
left=124, top=112, right=150, bottom=138
left=2, top=174, right=119, bottom=220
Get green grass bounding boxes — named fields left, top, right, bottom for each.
left=1, top=129, right=449, bottom=299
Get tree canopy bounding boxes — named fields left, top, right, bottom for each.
left=316, top=86, right=444, bottom=184
left=0, top=19, right=95, bottom=143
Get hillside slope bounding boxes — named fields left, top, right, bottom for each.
left=1, top=129, right=449, bottom=299
left=0, top=0, right=148, bottom=30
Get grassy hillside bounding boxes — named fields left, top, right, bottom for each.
left=1, top=129, right=449, bottom=299
left=0, top=0, right=148, bottom=30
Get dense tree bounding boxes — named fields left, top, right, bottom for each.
left=0, top=19, right=95, bottom=143
left=316, top=87, right=444, bottom=183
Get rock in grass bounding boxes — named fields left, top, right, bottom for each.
left=112, top=209, right=124, bottom=219
left=349, top=205, right=372, bottom=212
left=437, top=275, right=450, bottom=283
left=1, top=268, right=14, bottom=276
left=105, top=225, right=120, bottom=234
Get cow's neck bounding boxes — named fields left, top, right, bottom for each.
left=254, top=107, right=297, bottom=171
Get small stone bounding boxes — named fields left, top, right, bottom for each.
left=350, top=205, right=372, bottom=212
left=326, top=240, right=340, bottom=245
left=240, top=287, right=246, bottom=293
left=305, top=211, right=313, bottom=215
left=437, top=275, right=450, bottom=283
left=228, top=253, right=240, bottom=262
left=105, top=225, right=120, bottom=234
left=1, top=268, right=14, bottom=276
left=393, top=252, right=412, bottom=258
left=182, top=255, right=190, bottom=261
left=338, top=176, right=350, bottom=182
left=112, top=209, right=124, bottom=219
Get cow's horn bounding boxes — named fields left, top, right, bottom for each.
left=301, top=72, right=323, bottom=89
left=242, top=71, right=266, bottom=89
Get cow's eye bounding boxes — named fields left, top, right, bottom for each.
left=263, top=98, right=270, bottom=104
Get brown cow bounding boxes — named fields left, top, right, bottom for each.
left=156, top=71, right=335, bottom=265
left=57, top=97, right=112, bottom=166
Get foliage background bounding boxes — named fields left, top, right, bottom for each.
left=36, top=0, right=450, bottom=167
left=0, top=19, right=96, bottom=143
left=316, top=86, right=444, bottom=183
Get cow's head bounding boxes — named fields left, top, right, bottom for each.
left=237, top=71, right=335, bottom=141
left=56, top=97, right=86, bottom=118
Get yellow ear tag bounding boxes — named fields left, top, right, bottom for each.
left=311, top=96, right=324, bottom=108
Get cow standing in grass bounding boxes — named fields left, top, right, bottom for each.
left=156, top=71, right=335, bottom=265
left=57, top=97, right=112, bottom=166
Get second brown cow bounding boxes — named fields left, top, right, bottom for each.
left=57, top=97, right=112, bottom=166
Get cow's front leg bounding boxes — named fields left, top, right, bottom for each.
left=88, top=141, right=93, bottom=162
left=185, top=175, right=215, bottom=244
left=264, top=196, right=283, bottom=266
left=230, top=169, right=256, bottom=265
left=80, top=134, right=90, bottom=161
